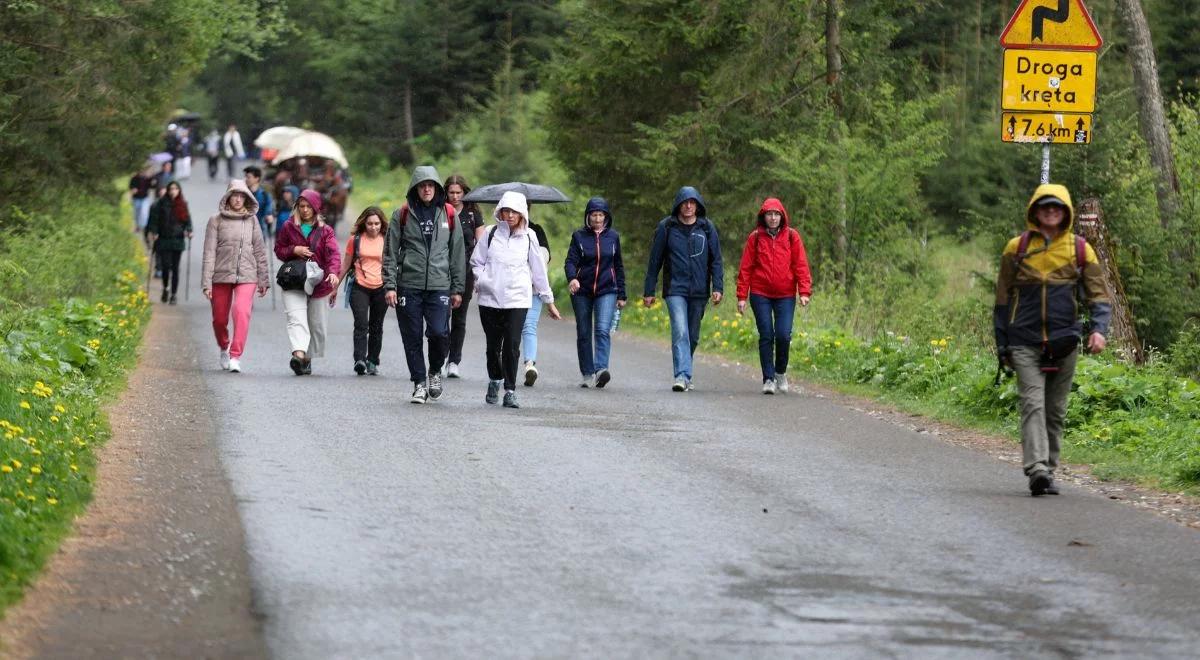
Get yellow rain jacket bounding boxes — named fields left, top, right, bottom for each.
left=993, top=184, right=1111, bottom=350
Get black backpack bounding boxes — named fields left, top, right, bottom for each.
left=276, top=259, right=307, bottom=291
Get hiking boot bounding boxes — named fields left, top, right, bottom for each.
left=595, top=369, right=611, bottom=389
left=302, top=359, right=312, bottom=375
left=447, top=362, right=461, bottom=378
left=289, top=354, right=304, bottom=375
left=411, top=381, right=429, bottom=404
left=366, top=361, right=378, bottom=376
left=503, top=390, right=520, bottom=408
left=672, top=378, right=687, bottom=392
left=486, top=380, right=501, bottom=404
left=1029, top=470, right=1051, bottom=496
left=354, top=360, right=367, bottom=375
left=775, top=374, right=789, bottom=393
left=428, top=373, right=444, bottom=401
left=580, top=374, right=592, bottom=388
left=220, top=350, right=231, bottom=371
left=161, top=289, right=169, bottom=303
left=762, top=379, right=777, bottom=395
left=228, top=358, right=242, bottom=373
left=1045, top=476, right=1060, bottom=495
left=169, top=294, right=177, bottom=305
left=523, top=361, right=538, bottom=387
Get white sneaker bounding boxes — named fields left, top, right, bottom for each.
left=447, top=362, right=460, bottom=378
left=229, top=358, right=242, bottom=373
left=220, top=350, right=231, bottom=370
left=580, top=374, right=593, bottom=388
left=672, top=378, right=687, bottom=392
left=762, top=379, right=776, bottom=395
left=523, top=361, right=538, bottom=387
left=775, top=374, right=789, bottom=393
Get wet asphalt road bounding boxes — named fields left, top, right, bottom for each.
left=177, top=174, right=1200, bottom=658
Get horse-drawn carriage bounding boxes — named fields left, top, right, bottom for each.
left=255, top=127, right=352, bottom=228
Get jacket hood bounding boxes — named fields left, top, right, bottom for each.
left=493, top=191, right=530, bottom=228
left=583, top=197, right=612, bottom=229
left=297, top=188, right=323, bottom=216
left=407, top=165, right=445, bottom=206
left=672, top=186, right=708, bottom=218
left=756, top=198, right=791, bottom=229
left=1025, top=183, right=1075, bottom=232
left=219, top=179, right=259, bottom=219
left=282, top=184, right=300, bottom=201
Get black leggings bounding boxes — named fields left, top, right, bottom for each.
left=159, top=249, right=183, bottom=295
left=349, top=282, right=387, bottom=363
left=448, top=273, right=474, bottom=365
left=479, top=305, right=527, bottom=391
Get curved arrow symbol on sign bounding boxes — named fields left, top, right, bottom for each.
left=1032, top=0, right=1070, bottom=42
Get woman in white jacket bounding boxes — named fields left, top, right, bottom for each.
left=471, top=191, right=561, bottom=408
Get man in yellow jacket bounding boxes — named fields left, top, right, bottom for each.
left=994, top=184, right=1112, bottom=496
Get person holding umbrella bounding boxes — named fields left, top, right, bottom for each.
left=146, top=181, right=192, bottom=305
left=470, top=191, right=561, bottom=409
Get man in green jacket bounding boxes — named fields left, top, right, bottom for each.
left=383, top=165, right=466, bottom=404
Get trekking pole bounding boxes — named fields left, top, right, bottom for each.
left=268, top=235, right=277, bottom=310
left=184, top=236, right=191, bottom=301
left=145, top=238, right=154, bottom=296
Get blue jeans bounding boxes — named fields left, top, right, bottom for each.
left=748, top=294, right=796, bottom=381
left=522, top=296, right=543, bottom=362
left=664, top=296, right=708, bottom=380
left=395, top=289, right=451, bottom=383
left=571, top=293, right=617, bottom=376
left=132, top=196, right=150, bottom=230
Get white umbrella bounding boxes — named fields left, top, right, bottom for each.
left=271, top=130, right=349, bottom=169
left=254, top=126, right=307, bottom=151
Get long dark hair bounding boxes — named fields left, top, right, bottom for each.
left=444, top=174, right=481, bottom=218
left=352, top=206, right=388, bottom=236
left=166, top=181, right=188, bottom=222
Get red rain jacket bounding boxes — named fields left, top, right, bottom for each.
left=735, top=198, right=812, bottom=300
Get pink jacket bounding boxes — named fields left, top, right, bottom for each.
left=275, top=217, right=341, bottom=299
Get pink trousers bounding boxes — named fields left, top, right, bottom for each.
left=210, top=283, right=257, bottom=358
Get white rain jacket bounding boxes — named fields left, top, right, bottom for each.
left=470, top=191, right=555, bottom=309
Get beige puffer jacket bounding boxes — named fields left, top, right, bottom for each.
left=201, top=179, right=270, bottom=290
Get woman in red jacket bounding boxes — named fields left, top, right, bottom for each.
left=735, top=198, right=812, bottom=394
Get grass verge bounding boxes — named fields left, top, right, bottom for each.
left=0, top=190, right=151, bottom=614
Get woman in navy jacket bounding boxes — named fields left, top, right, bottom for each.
left=565, top=197, right=627, bottom=388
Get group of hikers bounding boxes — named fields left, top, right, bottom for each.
left=151, top=160, right=1110, bottom=495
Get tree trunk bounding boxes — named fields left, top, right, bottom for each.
left=826, top=0, right=848, bottom=289
left=1077, top=198, right=1145, bottom=363
left=1116, top=0, right=1180, bottom=229
left=403, top=78, right=416, bottom=164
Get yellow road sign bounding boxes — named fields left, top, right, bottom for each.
left=1002, top=49, right=1096, bottom=113
left=1002, top=112, right=1092, bottom=144
left=1000, top=0, right=1103, bottom=51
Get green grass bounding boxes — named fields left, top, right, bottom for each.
left=0, top=190, right=150, bottom=614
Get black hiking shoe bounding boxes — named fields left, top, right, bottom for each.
left=428, top=373, right=444, bottom=401
left=161, top=289, right=169, bottom=303
left=1044, top=476, right=1060, bottom=495
left=354, top=360, right=367, bottom=375
left=290, top=355, right=305, bottom=376
left=486, top=380, right=501, bottom=405
left=366, top=361, right=378, bottom=376
left=503, top=390, right=520, bottom=408
left=302, top=360, right=312, bottom=375
left=169, top=294, right=177, bottom=305
left=1029, top=470, right=1051, bottom=497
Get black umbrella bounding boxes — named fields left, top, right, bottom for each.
left=461, top=182, right=571, bottom=204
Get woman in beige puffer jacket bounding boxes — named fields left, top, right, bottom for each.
left=201, top=179, right=270, bottom=372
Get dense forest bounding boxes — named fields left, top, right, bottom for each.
left=3, top=0, right=1199, bottom=354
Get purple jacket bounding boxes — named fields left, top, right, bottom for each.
left=275, top=219, right=341, bottom=298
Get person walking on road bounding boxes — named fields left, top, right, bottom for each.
left=147, top=181, right=193, bottom=305
left=520, top=220, right=553, bottom=387
left=201, top=179, right=270, bottom=373
left=383, top=166, right=466, bottom=404
left=471, top=191, right=561, bottom=409
left=735, top=197, right=812, bottom=395
left=244, top=166, right=276, bottom=239
left=222, top=123, right=245, bottom=178
left=643, top=186, right=724, bottom=392
left=129, top=168, right=154, bottom=233
left=204, top=128, right=222, bottom=180
left=276, top=185, right=299, bottom=227
left=564, top=197, right=626, bottom=388
left=994, top=184, right=1111, bottom=496
left=275, top=189, right=341, bottom=376
left=332, top=206, right=389, bottom=376
left=444, top=174, right=486, bottom=379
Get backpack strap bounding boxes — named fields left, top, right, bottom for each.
left=487, top=224, right=498, bottom=247
left=1014, top=230, right=1033, bottom=264
left=398, top=203, right=456, bottom=230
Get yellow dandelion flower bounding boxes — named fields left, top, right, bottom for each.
left=721, top=341, right=729, bottom=347
left=50, top=416, right=59, bottom=423
left=31, top=449, right=41, bottom=456
left=70, top=464, right=79, bottom=472
left=930, top=339, right=939, bottom=347
left=55, top=405, right=66, bottom=413
left=47, top=498, right=58, bottom=505
left=1, top=465, right=11, bottom=474
left=938, top=339, right=949, bottom=348
left=11, top=460, right=20, bottom=469
left=30, top=466, right=41, bottom=475
left=874, top=347, right=882, bottom=353
left=19, top=401, right=30, bottom=410
left=834, top=341, right=843, bottom=348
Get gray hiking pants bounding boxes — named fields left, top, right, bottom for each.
left=1011, top=345, right=1078, bottom=476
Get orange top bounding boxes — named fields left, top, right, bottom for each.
left=345, top=233, right=385, bottom=289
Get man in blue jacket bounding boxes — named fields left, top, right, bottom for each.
left=643, top=186, right=723, bottom=391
